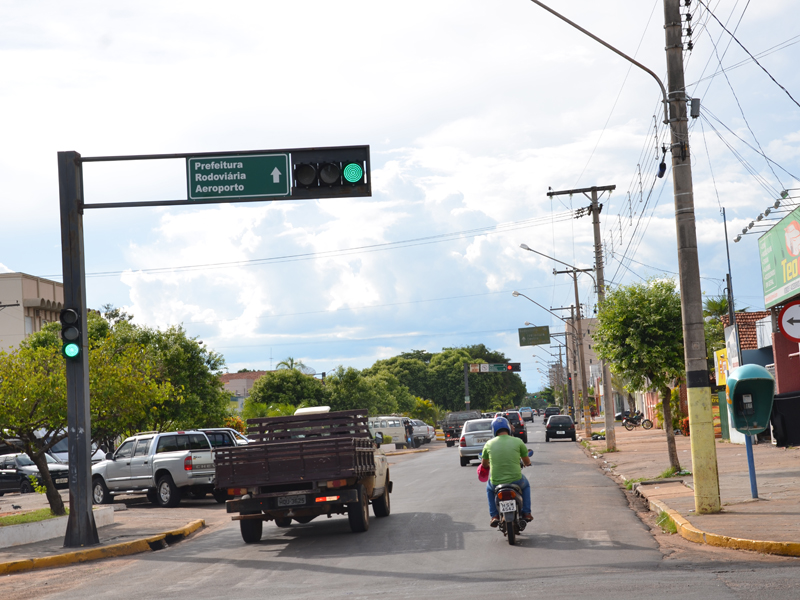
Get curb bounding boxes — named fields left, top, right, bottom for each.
left=384, top=448, right=429, bottom=456
left=0, top=519, right=205, bottom=576
left=648, top=493, right=800, bottom=557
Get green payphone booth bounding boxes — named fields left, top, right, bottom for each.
left=726, top=364, right=775, bottom=435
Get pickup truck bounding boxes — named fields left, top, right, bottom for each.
left=217, top=408, right=391, bottom=543
left=91, top=430, right=216, bottom=507
left=411, top=419, right=435, bottom=444
left=443, top=410, right=481, bottom=447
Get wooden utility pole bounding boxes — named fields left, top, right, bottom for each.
left=663, top=0, right=720, bottom=513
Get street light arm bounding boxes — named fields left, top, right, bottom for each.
left=528, top=0, right=669, bottom=124
left=519, top=244, right=579, bottom=271
left=512, top=291, right=569, bottom=323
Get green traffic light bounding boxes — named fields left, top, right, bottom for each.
left=342, top=162, right=363, bottom=183
left=63, top=343, right=80, bottom=359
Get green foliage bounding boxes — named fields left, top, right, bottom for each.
left=594, top=279, right=685, bottom=392
left=409, top=397, right=438, bottom=424
left=656, top=511, right=678, bottom=534
left=653, top=389, right=686, bottom=431
left=28, top=474, right=47, bottom=494
left=243, top=369, right=326, bottom=419
left=224, top=415, right=246, bottom=434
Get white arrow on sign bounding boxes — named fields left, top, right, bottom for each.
left=779, top=300, right=800, bottom=343
left=271, top=167, right=282, bottom=184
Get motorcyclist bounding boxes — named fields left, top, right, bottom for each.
left=480, top=416, right=532, bottom=527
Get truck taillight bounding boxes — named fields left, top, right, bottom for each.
left=184, top=456, right=192, bottom=471
left=459, top=437, right=466, bottom=447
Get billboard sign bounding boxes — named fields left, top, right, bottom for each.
left=759, top=205, right=800, bottom=308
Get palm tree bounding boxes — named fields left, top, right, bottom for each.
left=276, top=357, right=315, bottom=375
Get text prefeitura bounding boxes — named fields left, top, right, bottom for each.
left=194, top=160, right=246, bottom=194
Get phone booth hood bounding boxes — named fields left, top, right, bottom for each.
left=726, top=364, right=775, bottom=435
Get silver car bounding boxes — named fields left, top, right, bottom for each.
left=458, top=418, right=495, bottom=467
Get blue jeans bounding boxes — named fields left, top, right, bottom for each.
left=486, top=475, right=531, bottom=518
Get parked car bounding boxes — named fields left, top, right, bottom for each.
left=499, top=411, right=528, bottom=443
left=199, top=428, right=250, bottom=448
left=518, top=407, right=534, bottom=422
left=458, top=418, right=494, bottom=466
left=47, top=435, right=106, bottom=464
left=369, top=416, right=409, bottom=449
left=0, top=453, right=70, bottom=495
left=91, top=430, right=216, bottom=507
left=615, top=410, right=631, bottom=421
left=411, top=420, right=435, bottom=444
left=545, top=415, right=577, bottom=442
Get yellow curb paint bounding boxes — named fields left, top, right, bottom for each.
left=0, top=519, right=205, bottom=576
left=648, top=497, right=800, bottom=557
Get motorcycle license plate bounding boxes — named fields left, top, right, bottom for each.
left=277, top=495, right=307, bottom=507
left=557, top=430, right=565, bottom=434
left=499, top=500, right=516, bottom=513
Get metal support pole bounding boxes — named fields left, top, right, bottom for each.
left=58, top=151, right=99, bottom=547
left=571, top=275, right=592, bottom=436
left=463, top=363, right=470, bottom=410
left=664, top=0, right=720, bottom=513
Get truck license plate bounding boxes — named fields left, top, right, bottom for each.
left=55, top=478, right=68, bottom=484
left=277, top=495, right=307, bottom=507
left=499, top=500, right=516, bottom=513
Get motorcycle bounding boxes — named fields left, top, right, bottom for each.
left=493, top=449, right=533, bottom=546
left=622, top=411, right=653, bottom=431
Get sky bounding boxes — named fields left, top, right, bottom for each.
left=1, top=0, right=798, bottom=393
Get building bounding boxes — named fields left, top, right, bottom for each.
left=0, top=273, right=64, bottom=353
left=219, top=370, right=269, bottom=412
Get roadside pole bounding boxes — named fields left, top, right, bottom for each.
left=570, top=276, right=591, bottom=436
left=590, top=189, right=617, bottom=451
left=463, top=363, right=470, bottom=410
left=58, top=151, right=99, bottom=547
left=664, top=0, right=720, bottom=513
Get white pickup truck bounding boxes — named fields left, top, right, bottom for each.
left=91, top=430, right=216, bottom=507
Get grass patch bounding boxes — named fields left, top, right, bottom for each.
left=656, top=510, right=677, bottom=534
left=596, top=447, right=619, bottom=454
left=0, top=507, right=68, bottom=527
left=658, top=466, right=679, bottom=479
left=624, top=477, right=648, bottom=490
left=580, top=440, right=592, bottom=450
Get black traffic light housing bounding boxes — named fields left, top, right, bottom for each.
left=507, top=363, right=521, bottom=372
left=60, top=308, right=82, bottom=360
left=291, top=146, right=370, bottom=200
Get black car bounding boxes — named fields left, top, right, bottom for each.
left=0, top=453, right=70, bottom=495
left=500, top=411, right=528, bottom=443
left=615, top=410, right=631, bottom=421
left=544, top=407, right=561, bottom=419
left=545, top=415, right=577, bottom=442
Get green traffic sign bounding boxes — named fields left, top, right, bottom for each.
left=518, top=326, right=550, bottom=347
left=187, top=154, right=290, bottom=201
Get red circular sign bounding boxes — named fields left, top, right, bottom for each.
left=778, top=299, right=800, bottom=344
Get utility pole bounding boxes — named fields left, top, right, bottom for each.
left=548, top=184, right=617, bottom=450
left=556, top=304, right=589, bottom=434
left=664, top=0, right=720, bottom=514
left=58, top=152, right=99, bottom=547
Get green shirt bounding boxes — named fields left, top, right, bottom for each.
left=481, top=434, right=528, bottom=485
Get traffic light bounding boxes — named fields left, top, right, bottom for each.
left=291, top=146, right=370, bottom=200
left=507, top=363, right=521, bottom=372
left=60, top=308, right=81, bottom=360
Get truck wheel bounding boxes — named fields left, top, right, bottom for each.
left=460, top=456, right=469, bottom=467
left=413, top=437, right=422, bottom=448
left=156, top=474, right=181, bottom=508
left=274, top=517, right=292, bottom=527
left=373, top=473, right=391, bottom=518
left=92, top=477, right=112, bottom=504
left=240, top=516, right=263, bottom=543
left=212, top=489, right=230, bottom=504
left=446, top=441, right=454, bottom=447
left=348, top=485, right=370, bottom=533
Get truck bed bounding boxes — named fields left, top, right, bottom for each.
left=215, top=409, right=376, bottom=489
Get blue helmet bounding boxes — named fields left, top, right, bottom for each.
left=492, top=417, right=511, bottom=436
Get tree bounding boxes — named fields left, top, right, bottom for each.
left=243, top=369, right=327, bottom=419
left=593, top=279, right=684, bottom=470
left=276, top=356, right=315, bottom=375
left=0, top=321, right=171, bottom=515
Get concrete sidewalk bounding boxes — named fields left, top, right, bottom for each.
left=580, top=424, right=800, bottom=556
left=0, top=491, right=227, bottom=575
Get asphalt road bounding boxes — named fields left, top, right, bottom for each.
left=7, top=420, right=800, bottom=599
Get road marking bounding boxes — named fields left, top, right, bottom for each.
left=578, top=530, right=613, bottom=547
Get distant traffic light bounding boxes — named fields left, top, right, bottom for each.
left=60, top=308, right=81, bottom=360
left=291, top=146, right=369, bottom=199
left=507, top=363, right=521, bottom=372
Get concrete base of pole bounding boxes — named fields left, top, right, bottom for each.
left=687, top=386, right=721, bottom=514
